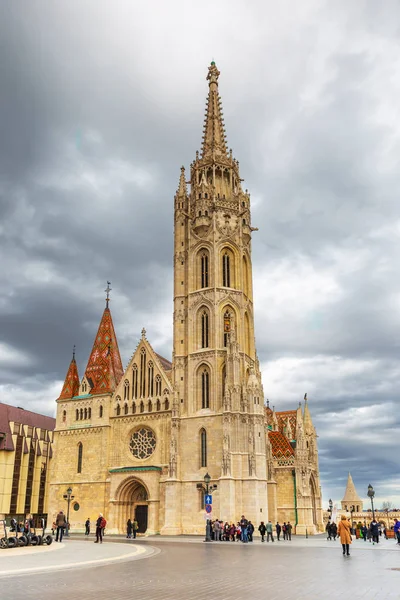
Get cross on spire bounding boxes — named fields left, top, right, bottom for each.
left=72, top=344, right=76, bottom=360
left=105, top=281, right=112, bottom=308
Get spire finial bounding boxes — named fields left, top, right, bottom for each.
left=72, top=344, right=76, bottom=360
left=105, top=281, right=112, bottom=308
left=304, top=392, right=307, bottom=402
left=201, top=62, right=228, bottom=159
left=266, top=399, right=269, bottom=408
left=141, top=327, right=147, bottom=339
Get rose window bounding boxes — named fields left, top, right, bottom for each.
left=129, top=427, right=156, bottom=459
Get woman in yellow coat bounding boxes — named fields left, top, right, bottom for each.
left=337, top=515, right=352, bottom=556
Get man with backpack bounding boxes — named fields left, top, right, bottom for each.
left=95, top=513, right=106, bottom=543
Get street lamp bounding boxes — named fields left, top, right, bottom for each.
left=367, top=484, right=375, bottom=520
left=328, top=498, right=333, bottom=517
left=62, top=486, right=74, bottom=537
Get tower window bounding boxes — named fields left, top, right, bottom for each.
left=116, top=404, right=121, bottom=416
left=132, top=402, right=136, bottom=414
left=201, top=369, right=210, bottom=409
left=201, top=311, right=209, bottom=348
left=200, top=429, right=207, bottom=467
left=77, top=443, right=83, bottom=474
left=99, top=405, right=103, bottom=418
left=201, top=253, right=209, bottom=288
left=124, top=403, right=128, bottom=415
left=76, top=409, right=79, bottom=421
left=140, top=349, right=146, bottom=398
left=222, top=252, right=230, bottom=287
left=124, top=379, right=130, bottom=401
left=62, top=410, right=66, bottom=423
left=148, top=362, right=154, bottom=397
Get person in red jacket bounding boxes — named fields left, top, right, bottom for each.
left=95, top=513, right=106, bottom=544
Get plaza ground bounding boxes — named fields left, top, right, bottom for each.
left=0, top=534, right=398, bottom=599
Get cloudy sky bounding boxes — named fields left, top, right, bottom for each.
left=1, top=0, right=400, bottom=509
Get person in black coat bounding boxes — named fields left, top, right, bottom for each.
left=258, top=521, right=266, bottom=542
left=370, top=520, right=379, bottom=544
left=247, top=521, right=254, bottom=542
left=276, top=522, right=282, bottom=541
left=126, top=519, right=133, bottom=539
left=85, top=518, right=90, bottom=536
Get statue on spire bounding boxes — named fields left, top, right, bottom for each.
left=207, top=61, right=220, bottom=86
left=105, top=281, right=112, bottom=308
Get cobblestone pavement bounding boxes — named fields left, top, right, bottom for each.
left=1, top=536, right=399, bottom=600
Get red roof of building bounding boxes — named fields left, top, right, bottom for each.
left=0, top=402, right=55, bottom=451
left=58, top=356, right=80, bottom=400
left=156, top=353, right=172, bottom=372
left=84, top=307, right=124, bottom=394
left=275, top=410, right=297, bottom=435
left=268, top=430, right=295, bottom=458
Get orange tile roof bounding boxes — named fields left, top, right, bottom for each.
left=268, top=430, right=295, bottom=458
left=84, top=307, right=123, bottom=394
left=58, top=357, right=80, bottom=400
left=275, top=410, right=297, bottom=435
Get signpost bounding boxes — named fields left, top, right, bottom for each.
left=205, top=504, right=212, bottom=514
left=205, top=494, right=212, bottom=505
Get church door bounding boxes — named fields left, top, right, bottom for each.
left=135, top=505, right=148, bottom=533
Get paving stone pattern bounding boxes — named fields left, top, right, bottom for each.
left=4, top=538, right=400, bottom=600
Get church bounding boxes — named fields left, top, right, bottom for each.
left=48, top=62, right=324, bottom=535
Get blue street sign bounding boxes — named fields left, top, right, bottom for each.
left=205, top=494, right=212, bottom=505
left=205, top=504, right=212, bottom=514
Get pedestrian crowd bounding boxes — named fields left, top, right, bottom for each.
left=208, top=516, right=293, bottom=543
left=326, top=517, right=400, bottom=546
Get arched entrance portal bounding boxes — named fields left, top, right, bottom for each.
left=116, top=478, right=149, bottom=534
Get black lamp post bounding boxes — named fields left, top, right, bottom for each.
left=328, top=498, right=333, bottom=518
left=63, top=487, right=74, bottom=537
left=204, top=472, right=212, bottom=542
left=350, top=505, right=355, bottom=534
left=367, top=484, right=375, bottom=520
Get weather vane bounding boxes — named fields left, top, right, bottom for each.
left=105, top=281, right=112, bottom=307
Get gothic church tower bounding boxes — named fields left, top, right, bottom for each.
left=164, top=62, right=268, bottom=533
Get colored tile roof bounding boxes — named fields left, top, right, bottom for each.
left=84, top=307, right=124, bottom=394
left=268, top=430, right=295, bottom=458
left=58, top=356, right=80, bottom=400
left=275, top=410, right=297, bottom=436
left=0, top=402, right=55, bottom=451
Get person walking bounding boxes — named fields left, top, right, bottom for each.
left=331, top=522, right=337, bottom=540
left=338, top=515, right=352, bottom=556
left=240, top=516, right=249, bottom=543
left=258, top=521, right=266, bottom=542
left=326, top=521, right=332, bottom=540
left=95, top=513, right=105, bottom=543
left=247, top=521, right=254, bottom=542
left=85, top=518, right=90, bottom=536
left=213, top=519, right=220, bottom=541
left=394, top=519, right=400, bottom=545
left=370, top=519, right=379, bottom=544
left=286, top=522, right=292, bottom=541
left=276, top=522, right=281, bottom=541
left=361, top=523, right=368, bottom=541
left=126, top=518, right=133, bottom=539
left=282, top=522, right=287, bottom=540
left=55, top=510, right=66, bottom=542
left=266, top=521, right=274, bottom=542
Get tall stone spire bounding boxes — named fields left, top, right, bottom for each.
left=84, top=294, right=123, bottom=395
left=201, top=61, right=228, bottom=160
left=58, top=347, right=80, bottom=400
left=176, top=166, right=187, bottom=197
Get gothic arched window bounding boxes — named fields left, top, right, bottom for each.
left=84, top=408, right=87, bottom=420
left=62, top=410, right=66, bottom=423
left=132, top=364, right=138, bottom=399
left=223, top=310, right=231, bottom=347
left=201, top=368, right=210, bottom=409
left=140, top=350, right=146, bottom=398
left=116, top=404, right=121, bottom=416
left=201, top=310, right=209, bottom=348
left=124, top=379, right=130, bottom=401
left=200, top=429, right=207, bottom=467
left=132, top=402, right=136, bottom=414
left=76, top=409, right=79, bottom=421
left=164, top=398, right=169, bottom=410
left=77, top=443, right=83, bottom=474
left=148, top=400, right=153, bottom=412
left=99, top=405, right=103, bottom=418
left=140, top=401, right=144, bottom=413
left=80, top=408, right=83, bottom=420
left=222, top=252, right=230, bottom=287
left=148, top=362, right=154, bottom=397
left=124, top=403, right=128, bottom=415
left=88, top=407, right=91, bottom=419
left=155, top=375, right=162, bottom=396
left=156, top=399, right=161, bottom=411
left=201, top=252, right=209, bottom=288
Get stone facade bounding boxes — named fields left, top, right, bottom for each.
left=0, top=403, right=55, bottom=521
left=48, top=62, right=324, bottom=535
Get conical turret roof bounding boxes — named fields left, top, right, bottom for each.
left=84, top=304, right=123, bottom=395
left=58, top=350, right=80, bottom=400
left=342, top=472, right=362, bottom=502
